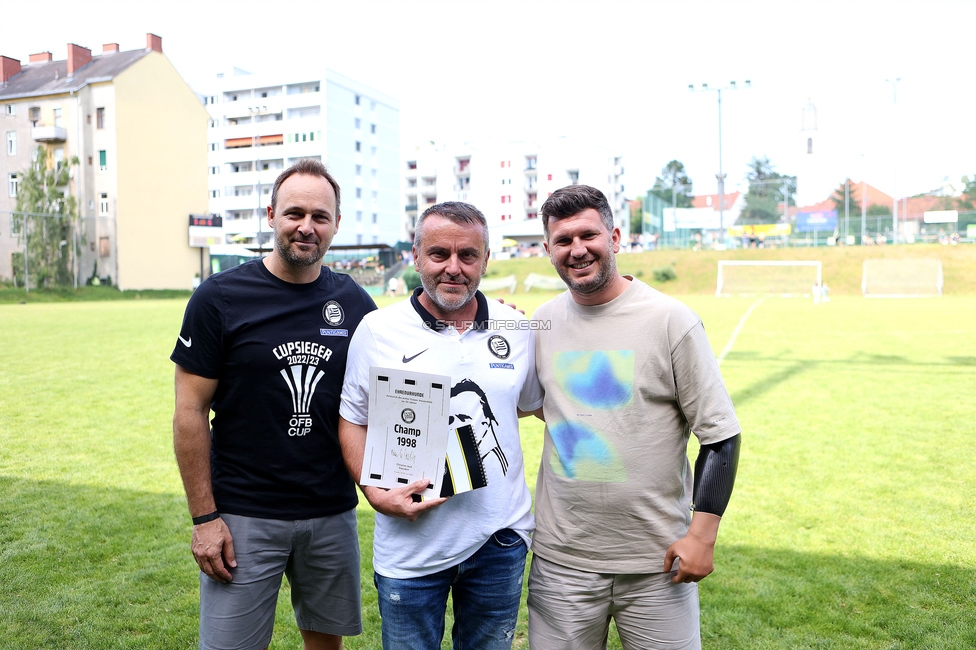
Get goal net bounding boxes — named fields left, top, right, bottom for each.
left=716, top=261, right=822, bottom=298
left=862, top=259, right=943, bottom=297
left=523, top=273, right=567, bottom=292
left=478, top=275, right=518, bottom=294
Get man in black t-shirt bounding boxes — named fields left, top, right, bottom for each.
left=172, top=159, right=375, bottom=650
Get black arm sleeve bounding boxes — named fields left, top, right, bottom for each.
left=692, top=434, right=741, bottom=516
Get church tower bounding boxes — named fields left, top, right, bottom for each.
left=795, top=98, right=829, bottom=207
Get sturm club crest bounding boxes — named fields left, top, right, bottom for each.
left=401, top=408, right=416, bottom=424
left=487, top=335, right=510, bottom=359
left=322, top=300, right=345, bottom=326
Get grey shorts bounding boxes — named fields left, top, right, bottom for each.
left=527, top=554, right=700, bottom=650
left=199, top=510, right=361, bottom=650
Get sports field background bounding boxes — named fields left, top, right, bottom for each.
left=1, top=247, right=974, bottom=648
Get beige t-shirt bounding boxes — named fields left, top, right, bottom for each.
left=531, top=278, right=740, bottom=574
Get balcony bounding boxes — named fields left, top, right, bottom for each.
left=32, top=125, right=67, bottom=143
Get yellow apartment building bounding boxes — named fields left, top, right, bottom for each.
left=0, top=34, right=209, bottom=290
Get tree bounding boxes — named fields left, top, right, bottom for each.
left=739, top=157, right=796, bottom=224
left=629, top=199, right=644, bottom=238
left=959, top=175, right=976, bottom=211
left=13, top=147, right=79, bottom=288
left=830, top=180, right=862, bottom=219
left=649, top=160, right=693, bottom=208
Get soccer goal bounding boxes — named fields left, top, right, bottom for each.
left=478, top=274, right=518, bottom=294
left=862, top=259, right=943, bottom=297
left=716, top=260, right=822, bottom=299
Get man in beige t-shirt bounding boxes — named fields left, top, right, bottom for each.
left=527, top=185, right=742, bottom=650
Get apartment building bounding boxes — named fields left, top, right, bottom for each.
left=201, top=68, right=400, bottom=254
left=403, top=138, right=626, bottom=253
left=0, top=34, right=209, bottom=290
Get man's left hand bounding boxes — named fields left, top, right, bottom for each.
left=663, top=511, right=721, bottom=583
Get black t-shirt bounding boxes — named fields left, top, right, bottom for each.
left=171, top=260, right=376, bottom=519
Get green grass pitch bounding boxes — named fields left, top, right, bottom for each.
left=1, top=292, right=974, bottom=648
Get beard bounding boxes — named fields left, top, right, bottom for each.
left=556, top=242, right=618, bottom=297
left=420, top=270, right=480, bottom=314
left=274, top=231, right=325, bottom=268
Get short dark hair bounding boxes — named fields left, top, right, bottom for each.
left=540, top=185, right=614, bottom=238
left=414, top=201, right=489, bottom=253
left=270, top=159, right=341, bottom=216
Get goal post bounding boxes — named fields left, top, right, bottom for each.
left=716, top=260, right=823, bottom=299
left=862, top=259, right=943, bottom=298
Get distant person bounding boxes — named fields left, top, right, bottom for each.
left=386, top=276, right=398, bottom=296
left=338, top=201, right=543, bottom=650
left=527, top=185, right=741, bottom=649
left=172, top=159, right=375, bottom=650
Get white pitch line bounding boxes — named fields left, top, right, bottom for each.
left=717, top=297, right=765, bottom=365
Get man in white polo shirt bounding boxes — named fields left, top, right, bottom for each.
left=338, top=201, right=543, bottom=650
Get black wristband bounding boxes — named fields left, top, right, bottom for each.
left=192, top=511, right=220, bottom=525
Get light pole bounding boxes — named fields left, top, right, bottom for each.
left=885, top=77, right=901, bottom=244
left=250, top=105, right=269, bottom=255
left=689, top=80, right=751, bottom=246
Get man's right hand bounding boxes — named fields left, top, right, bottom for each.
left=362, top=479, right=448, bottom=522
left=191, top=517, right=237, bottom=583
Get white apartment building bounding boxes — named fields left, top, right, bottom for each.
left=403, top=137, right=626, bottom=254
left=201, top=68, right=400, bottom=256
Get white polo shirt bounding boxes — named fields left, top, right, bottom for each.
left=340, top=289, right=544, bottom=579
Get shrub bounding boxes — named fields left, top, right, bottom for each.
left=401, top=268, right=422, bottom=290
left=653, top=265, right=677, bottom=282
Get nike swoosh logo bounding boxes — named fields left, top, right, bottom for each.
left=402, top=349, right=428, bottom=363
left=178, top=335, right=192, bottom=348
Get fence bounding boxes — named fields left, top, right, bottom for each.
left=1, top=210, right=117, bottom=291
left=635, top=211, right=976, bottom=251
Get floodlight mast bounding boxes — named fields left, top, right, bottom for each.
left=689, top=80, right=752, bottom=246
left=885, top=77, right=901, bottom=244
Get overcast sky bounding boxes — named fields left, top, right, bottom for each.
left=3, top=0, right=973, bottom=202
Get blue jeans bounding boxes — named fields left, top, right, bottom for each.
left=374, top=528, right=527, bottom=650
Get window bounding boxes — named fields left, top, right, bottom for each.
left=371, top=190, right=378, bottom=199
left=6, top=131, right=15, bottom=156
left=99, top=193, right=109, bottom=216
left=4, top=104, right=14, bottom=116
left=29, top=107, right=39, bottom=125
left=371, top=146, right=377, bottom=155
left=210, top=189, right=220, bottom=198
left=370, top=124, right=376, bottom=134
left=356, top=210, right=362, bottom=222
left=356, top=234, right=362, bottom=245
left=8, top=173, right=17, bottom=197
left=355, top=141, right=361, bottom=152
left=355, top=188, right=362, bottom=198
left=355, top=164, right=362, bottom=175
left=355, top=95, right=360, bottom=105
left=96, top=107, right=105, bottom=129
left=99, top=237, right=110, bottom=258
left=209, top=166, right=219, bottom=174
left=98, top=150, right=107, bottom=171
left=355, top=118, right=361, bottom=129
left=372, top=213, right=377, bottom=224
left=210, top=143, right=217, bottom=151
left=88, top=156, right=93, bottom=166
left=54, top=108, right=63, bottom=128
